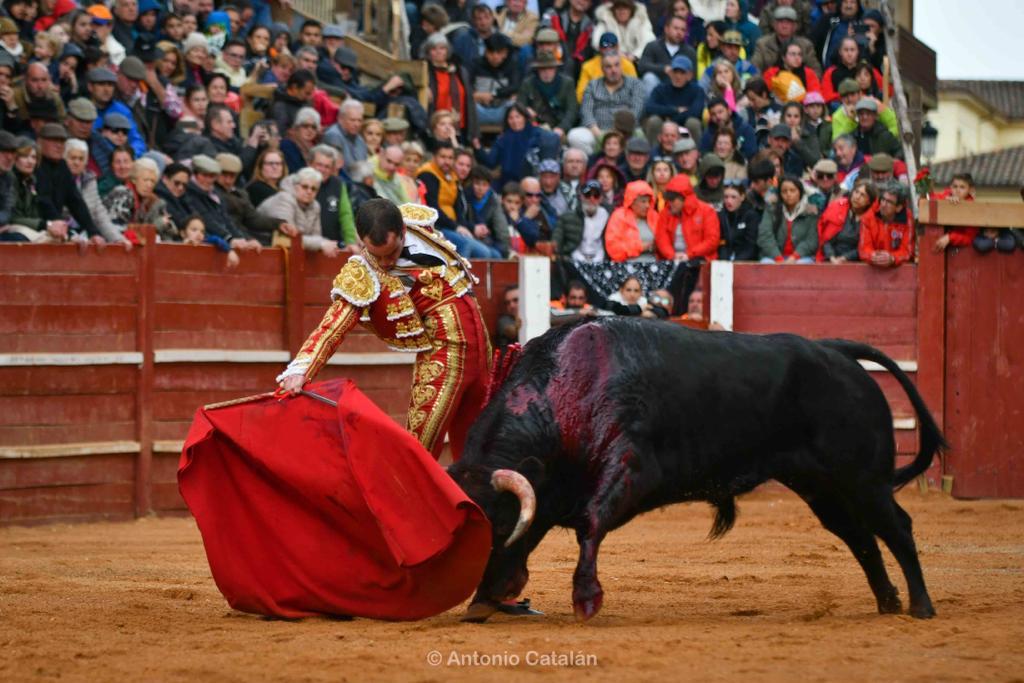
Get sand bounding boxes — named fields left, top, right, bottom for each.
left=2, top=490, right=1023, bottom=682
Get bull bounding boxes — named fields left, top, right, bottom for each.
left=448, top=317, right=945, bottom=622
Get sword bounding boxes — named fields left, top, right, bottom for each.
left=298, top=389, right=338, bottom=408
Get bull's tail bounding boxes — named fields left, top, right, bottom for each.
left=708, top=496, right=736, bottom=540
left=820, top=339, right=948, bottom=490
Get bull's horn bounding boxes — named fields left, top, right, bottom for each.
left=491, top=469, right=536, bottom=548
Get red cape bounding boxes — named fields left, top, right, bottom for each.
left=177, top=378, right=492, bottom=620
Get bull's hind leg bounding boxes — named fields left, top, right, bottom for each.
left=802, top=495, right=902, bottom=614
left=862, top=493, right=936, bottom=619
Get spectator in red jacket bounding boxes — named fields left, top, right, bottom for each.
left=604, top=179, right=659, bottom=262
left=930, top=173, right=982, bottom=253
left=817, top=178, right=877, bottom=262
left=654, top=174, right=720, bottom=261
left=859, top=182, right=914, bottom=267
left=655, top=173, right=720, bottom=313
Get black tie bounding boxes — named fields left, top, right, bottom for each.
left=400, top=247, right=445, bottom=267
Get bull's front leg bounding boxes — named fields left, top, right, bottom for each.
left=572, top=442, right=654, bottom=621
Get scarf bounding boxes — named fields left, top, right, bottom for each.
left=471, top=189, right=492, bottom=218
left=782, top=194, right=809, bottom=223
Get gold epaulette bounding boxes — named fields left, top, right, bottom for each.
left=330, top=255, right=381, bottom=307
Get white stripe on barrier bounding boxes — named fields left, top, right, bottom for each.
left=153, top=440, right=185, bottom=453
left=0, top=353, right=143, bottom=366
left=894, top=418, right=917, bottom=430
left=859, top=359, right=918, bottom=372
left=154, top=349, right=291, bottom=363
left=0, top=441, right=141, bottom=459
left=709, top=260, right=734, bottom=331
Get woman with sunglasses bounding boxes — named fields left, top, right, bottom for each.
left=154, top=162, right=193, bottom=229
left=255, top=167, right=336, bottom=257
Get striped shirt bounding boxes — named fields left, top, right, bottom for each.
left=580, top=76, right=645, bottom=131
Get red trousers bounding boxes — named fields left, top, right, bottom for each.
left=408, top=295, right=492, bottom=460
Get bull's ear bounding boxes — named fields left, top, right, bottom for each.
left=516, top=457, right=546, bottom=488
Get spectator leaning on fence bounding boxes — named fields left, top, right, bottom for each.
left=859, top=181, right=914, bottom=268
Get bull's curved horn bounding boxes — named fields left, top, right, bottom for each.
left=491, top=469, right=536, bottom=548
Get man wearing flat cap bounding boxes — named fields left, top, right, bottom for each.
left=214, top=152, right=291, bottom=246
left=92, top=111, right=134, bottom=177
left=853, top=97, right=901, bottom=158
left=752, top=6, right=820, bottom=75
left=35, top=123, right=105, bottom=243
left=87, top=66, right=147, bottom=157
left=183, top=154, right=262, bottom=252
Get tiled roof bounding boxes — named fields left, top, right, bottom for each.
left=939, top=80, right=1024, bottom=120
left=931, top=145, right=1024, bottom=188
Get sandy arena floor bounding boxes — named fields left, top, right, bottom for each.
left=2, top=490, right=1023, bottom=682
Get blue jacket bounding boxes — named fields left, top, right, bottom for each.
left=92, top=101, right=147, bottom=158
left=475, top=124, right=560, bottom=188
left=700, top=111, right=759, bottom=160
left=644, top=80, right=706, bottom=125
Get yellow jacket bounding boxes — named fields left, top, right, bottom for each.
left=576, top=54, right=638, bottom=103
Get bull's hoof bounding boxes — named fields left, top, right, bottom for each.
left=461, top=601, right=499, bottom=623
left=876, top=589, right=902, bottom=615
left=573, top=593, right=603, bottom=622
left=909, top=601, right=937, bottom=619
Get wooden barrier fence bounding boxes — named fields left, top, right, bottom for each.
left=0, top=231, right=517, bottom=525
left=3, top=200, right=1023, bottom=524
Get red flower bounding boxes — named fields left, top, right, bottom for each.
left=914, top=168, right=930, bottom=183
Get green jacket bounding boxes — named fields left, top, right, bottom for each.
left=552, top=208, right=584, bottom=257
left=831, top=106, right=898, bottom=141
left=12, top=171, right=44, bottom=230
left=757, top=201, right=818, bottom=261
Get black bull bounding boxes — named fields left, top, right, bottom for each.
left=447, top=317, right=945, bottom=622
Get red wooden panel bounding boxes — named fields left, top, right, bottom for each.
left=868, top=372, right=918, bottom=417
left=303, top=275, right=336, bottom=304
left=152, top=243, right=283, bottom=274
left=0, top=422, right=137, bottom=446
left=0, top=333, right=136, bottom=353
left=153, top=390, right=260, bottom=420
left=732, top=314, right=916, bottom=348
left=474, top=260, right=519, bottom=342
left=0, top=454, right=134, bottom=489
left=732, top=289, right=917, bottom=318
left=154, top=363, right=282, bottom=391
left=153, top=420, right=193, bottom=441
left=0, top=305, right=137, bottom=335
left=154, top=330, right=282, bottom=349
left=151, top=481, right=187, bottom=512
left=944, top=247, right=1024, bottom=498
left=0, top=243, right=138, bottom=273
left=0, top=273, right=138, bottom=305
left=304, top=252, right=352, bottom=277
left=732, top=263, right=917, bottom=291
left=154, top=271, right=284, bottom=304
left=0, top=394, right=136, bottom=426
left=154, top=302, right=283, bottom=332
left=151, top=452, right=182, bottom=481
left=0, top=366, right=137, bottom=395
left=0, top=482, right=135, bottom=523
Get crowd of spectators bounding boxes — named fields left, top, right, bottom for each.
left=1, top=0, right=1012, bottom=294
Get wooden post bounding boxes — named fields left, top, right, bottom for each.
left=916, top=207, right=946, bottom=473
left=285, top=234, right=306, bottom=355
left=134, top=225, right=156, bottom=517
left=518, top=256, right=550, bottom=344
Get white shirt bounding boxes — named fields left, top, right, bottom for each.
left=572, top=206, right=609, bottom=263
